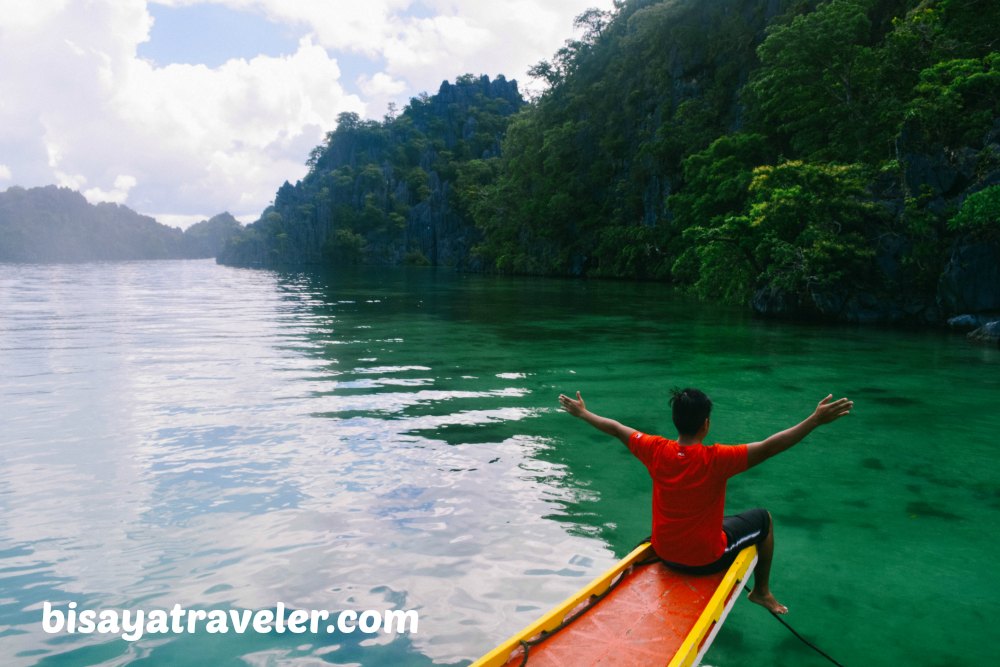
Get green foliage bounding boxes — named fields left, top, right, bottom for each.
left=680, top=214, right=760, bottom=303
left=323, top=228, right=366, bottom=263
left=403, top=249, right=431, bottom=266
left=950, top=185, right=1000, bottom=239
left=935, top=0, right=1000, bottom=60
left=743, top=0, right=1000, bottom=163
left=682, top=161, right=883, bottom=302
left=670, top=133, right=772, bottom=231
left=590, top=225, right=671, bottom=280
left=895, top=194, right=949, bottom=294
left=220, top=75, right=523, bottom=268
left=906, top=52, right=1000, bottom=147
left=668, top=132, right=773, bottom=293
left=472, top=0, right=779, bottom=275
left=469, top=113, right=570, bottom=275
left=746, top=0, right=902, bottom=161
left=746, top=161, right=882, bottom=292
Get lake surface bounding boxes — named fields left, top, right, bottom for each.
left=1, top=259, right=997, bottom=666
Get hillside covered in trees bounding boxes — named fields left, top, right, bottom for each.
left=0, top=186, right=241, bottom=262
left=217, top=75, right=524, bottom=268
left=219, top=0, right=1000, bottom=325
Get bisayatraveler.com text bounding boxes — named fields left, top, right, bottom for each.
left=42, top=601, right=418, bottom=642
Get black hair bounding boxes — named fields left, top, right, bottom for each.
left=670, top=387, right=712, bottom=436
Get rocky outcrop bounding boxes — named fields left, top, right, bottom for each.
left=948, top=313, right=1000, bottom=330
left=218, top=75, right=523, bottom=269
left=937, top=239, right=1000, bottom=316
left=968, top=320, right=1000, bottom=345
left=751, top=285, right=937, bottom=324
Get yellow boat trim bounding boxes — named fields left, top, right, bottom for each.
left=470, top=541, right=655, bottom=667
left=471, top=543, right=758, bottom=667
left=668, top=544, right=758, bottom=667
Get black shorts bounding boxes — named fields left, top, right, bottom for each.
left=661, top=508, right=771, bottom=575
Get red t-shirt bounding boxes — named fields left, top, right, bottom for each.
left=627, top=431, right=748, bottom=566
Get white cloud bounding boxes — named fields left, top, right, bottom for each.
left=161, top=0, right=617, bottom=112
left=391, top=0, right=617, bottom=99
left=84, top=174, right=137, bottom=205
left=357, top=72, right=408, bottom=120
left=0, top=0, right=363, bottom=225
left=110, top=35, right=365, bottom=217
left=0, top=0, right=614, bottom=224
left=358, top=72, right=408, bottom=97
left=381, top=14, right=494, bottom=82
left=0, top=0, right=73, bottom=30
left=181, top=0, right=414, bottom=57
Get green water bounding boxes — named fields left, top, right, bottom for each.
left=1, top=260, right=997, bottom=666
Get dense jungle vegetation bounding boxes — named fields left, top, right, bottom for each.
left=220, top=0, right=1000, bottom=322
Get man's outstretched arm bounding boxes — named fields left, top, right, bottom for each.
left=746, top=394, right=853, bottom=468
left=558, top=391, right=635, bottom=446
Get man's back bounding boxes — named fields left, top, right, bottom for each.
left=627, top=432, right=747, bottom=566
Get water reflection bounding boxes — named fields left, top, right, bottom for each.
left=2, top=261, right=998, bottom=667
left=0, top=261, right=615, bottom=666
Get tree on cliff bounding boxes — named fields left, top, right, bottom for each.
left=217, top=75, right=524, bottom=269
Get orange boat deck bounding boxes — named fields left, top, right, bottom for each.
left=475, top=544, right=757, bottom=667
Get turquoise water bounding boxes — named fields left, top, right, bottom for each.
left=0, top=260, right=997, bottom=666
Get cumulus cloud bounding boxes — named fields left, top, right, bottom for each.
left=0, top=0, right=363, bottom=224
left=159, top=0, right=617, bottom=110
left=84, top=174, right=138, bottom=205
left=112, top=35, right=365, bottom=219
left=0, top=0, right=614, bottom=225
left=379, top=0, right=616, bottom=100
left=357, top=72, right=408, bottom=120
left=358, top=72, right=408, bottom=97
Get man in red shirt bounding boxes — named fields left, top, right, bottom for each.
left=558, top=387, right=852, bottom=615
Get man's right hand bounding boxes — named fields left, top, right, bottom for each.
left=747, top=394, right=854, bottom=468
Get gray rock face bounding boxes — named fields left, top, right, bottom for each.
left=967, top=321, right=1000, bottom=345
left=947, top=313, right=1000, bottom=330
left=938, top=241, right=1000, bottom=315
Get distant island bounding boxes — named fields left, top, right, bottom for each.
left=218, top=0, right=1000, bottom=328
left=0, top=185, right=241, bottom=262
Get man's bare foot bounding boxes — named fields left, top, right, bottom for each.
left=748, top=589, right=788, bottom=615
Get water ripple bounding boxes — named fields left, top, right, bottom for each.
left=0, top=261, right=614, bottom=667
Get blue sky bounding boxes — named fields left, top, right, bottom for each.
left=139, top=4, right=305, bottom=67
left=0, top=0, right=614, bottom=227
left=138, top=3, right=384, bottom=104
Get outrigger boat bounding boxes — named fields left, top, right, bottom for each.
left=472, top=542, right=757, bottom=667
